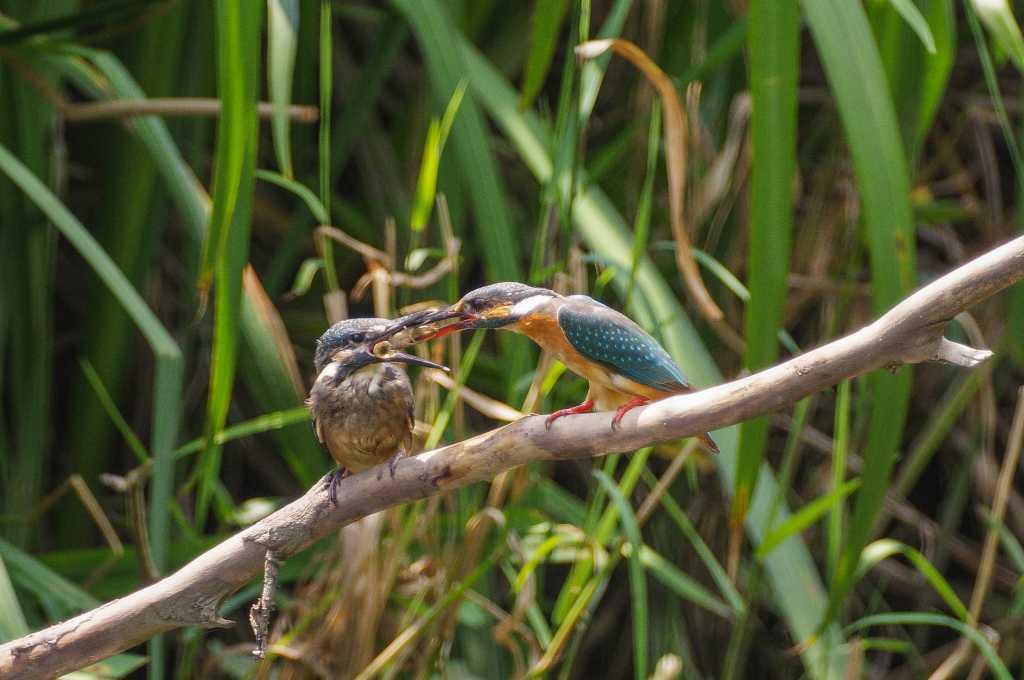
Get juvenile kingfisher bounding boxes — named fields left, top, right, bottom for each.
left=308, top=315, right=448, bottom=505
left=419, top=282, right=718, bottom=452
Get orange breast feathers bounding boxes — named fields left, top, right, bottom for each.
left=510, top=311, right=616, bottom=388
left=511, top=311, right=572, bottom=354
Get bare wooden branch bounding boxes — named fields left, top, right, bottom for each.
left=3, top=235, right=1024, bottom=680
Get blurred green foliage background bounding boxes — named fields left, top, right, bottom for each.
left=3, top=0, right=1024, bottom=678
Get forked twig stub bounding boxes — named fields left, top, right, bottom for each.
left=249, top=551, right=281, bottom=660
left=3, top=235, right=1024, bottom=680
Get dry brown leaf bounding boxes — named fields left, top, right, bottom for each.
left=576, top=38, right=723, bottom=321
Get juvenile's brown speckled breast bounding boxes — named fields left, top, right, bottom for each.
left=308, top=362, right=415, bottom=473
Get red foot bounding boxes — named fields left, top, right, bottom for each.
left=611, top=397, right=650, bottom=430
left=545, top=399, right=595, bottom=429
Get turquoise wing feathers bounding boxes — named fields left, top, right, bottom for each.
left=557, top=298, right=691, bottom=392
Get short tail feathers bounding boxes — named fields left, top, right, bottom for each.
left=698, top=432, right=720, bottom=454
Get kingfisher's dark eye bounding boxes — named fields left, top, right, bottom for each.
left=349, top=332, right=365, bottom=344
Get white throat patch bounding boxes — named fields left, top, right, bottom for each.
left=511, top=294, right=552, bottom=317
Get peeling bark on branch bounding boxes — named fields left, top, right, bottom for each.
left=3, top=235, right=1024, bottom=680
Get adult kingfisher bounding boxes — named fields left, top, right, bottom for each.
left=419, top=282, right=718, bottom=453
left=308, top=314, right=448, bottom=505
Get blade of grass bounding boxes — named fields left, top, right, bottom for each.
left=801, top=0, right=916, bottom=633
left=869, top=0, right=947, bottom=159
left=845, top=613, right=1011, bottom=679
left=174, top=407, right=310, bottom=457
left=410, top=80, right=466, bottom=231
left=197, top=1, right=252, bottom=294
left=987, top=515, right=1024, bottom=575
left=0, top=55, right=52, bottom=551
left=317, top=0, right=338, bottom=293
left=828, top=381, right=851, bottom=580
left=762, top=397, right=815, bottom=533
left=625, top=101, right=660, bottom=306
left=255, top=169, right=328, bottom=222
left=685, top=246, right=800, bottom=353
left=915, top=0, right=954, bottom=153
left=513, top=531, right=583, bottom=593
left=0, top=537, right=99, bottom=617
left=267, top=0, right=298, bottom=178
left=886, top=0, right=937, bottom=53
left=634, top=544, right=732, bottom=619
left=534, top=3, right=580, bottom=283
left=196, top=0, right=262, bottom=524
left=756, top=479, right=861, bottom=561
left=0, top=555, right=28, bottom=642
left=733, top=0, right=800, bottom=565
left=79, top=358, right=150, bottom=465
left=577, top=0, right=633, bottom=120
left=593, top=469, right=648, bottom=680
left=287, top=258, right=324, bottom=297
left=856, top=539, right=968, bottom=621
left=641, top=468, right=744, bottom=614
left=520, top=0, right=571, bottom=110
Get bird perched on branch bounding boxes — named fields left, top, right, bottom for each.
left=308, top=314, right=448, bottom=505
left=419, top=282, right=718, bottom=453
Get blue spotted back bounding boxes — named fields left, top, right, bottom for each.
left=557, top=297, right=690, bottom=392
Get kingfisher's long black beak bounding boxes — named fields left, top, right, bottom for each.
left=375, top=349, right=449, bottom=371
left=344, top=345, right=449, bottom=373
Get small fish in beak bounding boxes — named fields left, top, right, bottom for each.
left=395, top=306, right=476, bottom=342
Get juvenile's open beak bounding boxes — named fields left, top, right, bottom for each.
left=374, top=348, right=449, bottom=371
